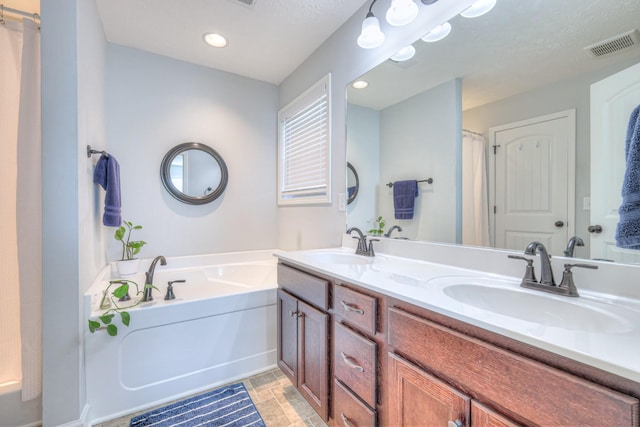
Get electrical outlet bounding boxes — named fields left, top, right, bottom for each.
left=583, top=196, right=591, bottom=211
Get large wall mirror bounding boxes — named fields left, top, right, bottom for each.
left=161, top=142, right=229, bottom=205
left=346, top=0, right=640, bottom=264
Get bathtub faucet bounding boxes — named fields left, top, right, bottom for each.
left=143, top=256, right=166, bottom=301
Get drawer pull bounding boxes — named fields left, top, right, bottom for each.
left=341, top=300, right=364, bottom=315
left=448, top=420, right=463, bottom=427
left=340, top=352, right=364, bottom=372
left=340, top=413, right=354, bottom=427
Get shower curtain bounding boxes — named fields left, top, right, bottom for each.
left=0, top=18, right=42, bottom=402
left=462, top=131, right=490, bottom=246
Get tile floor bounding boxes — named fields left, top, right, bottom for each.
left=94, top=368, right=328, bottom=427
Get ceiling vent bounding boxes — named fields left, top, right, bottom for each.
left=585, top=29, right=640, bottom=57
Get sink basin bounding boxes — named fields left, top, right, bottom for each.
left=305, top=252, right=373, bottom=265
left=438, top=280, right=633, bottom=333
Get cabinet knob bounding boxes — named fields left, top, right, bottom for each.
left=340, top=413, right=353, bottom=427
left=448, top=420, right=463, bottom=427
left=289, top=310, right=301, bottom=318
left=588, top=224, right=603, bottom=234
left=340, top=300, right=365, bottom=315
left=554, top=220, right=565, bottom=228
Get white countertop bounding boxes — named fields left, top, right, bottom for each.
left=275, top=246, right=640, bottom=383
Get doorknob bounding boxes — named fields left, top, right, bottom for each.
left=554, top=220, right=564, bottom=228
left=588, top=225, right=603, bottom=233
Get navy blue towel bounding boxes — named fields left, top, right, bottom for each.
left=393, top=180, right=418, bottom=220
left=94, top=154, right=122, bottom=227
left=616, top=104, right=640, bottom=249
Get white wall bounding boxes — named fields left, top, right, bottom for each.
left=378, top=79, right=462, bottom=242
left=346, top=104, right=380, bottom=232
left=463, top=56, right=640, bottom=257
left=41, top=0, right=107, bottom=424
left=277, top=0, right=475, bottom=250
left=105, top=45, right=279, bottom=258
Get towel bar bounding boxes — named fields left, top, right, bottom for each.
left=386, top=178, right=433, bottom=188
left=87, top=145, right=108, bottom=158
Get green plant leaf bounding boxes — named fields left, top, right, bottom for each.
left=114, top=226, right=126, bottom=241
left=106, top=324, right=118, bottom=336
left=112, top=283, right=129, bottom=299
left=120, top=311, right=130, bottom=327
left=99, top=314, right=114, bottom=324
left=88, top=319, right=100, bottom=333
left=133, top=225, right=142, bottom=230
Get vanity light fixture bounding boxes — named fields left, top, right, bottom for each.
left=357, top=0, right=385, bottom=49
left=421, top=21, right=452, bottom=42
left=386, top=0, right=419, bottom=27
left=203, top=32, right=228, bottom=48
left=460, top=0, right=497, bottom=18
left=390, top=45, right=416, bottom=62
left=352, top=80, right=369, bottom=89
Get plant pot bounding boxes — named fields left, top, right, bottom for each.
left=116, top=259, right=140, bottom=277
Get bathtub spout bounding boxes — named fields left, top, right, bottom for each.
left=144, top=256, right=166, bottom=301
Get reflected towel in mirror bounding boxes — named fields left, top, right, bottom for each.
left=616, top=104, right=640, bottom=249
left=393, top=180, right=418, bottom=220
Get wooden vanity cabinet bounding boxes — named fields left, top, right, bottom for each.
left=277, top=264, right=330, bottom=421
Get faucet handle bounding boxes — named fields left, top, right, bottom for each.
left=165, top=280, right=186, bottom=300
left=367, top=238, right=379, bottom=257
left=508, top=255, right=537, bottom=285
left=558, top=263, right=598, bottom=297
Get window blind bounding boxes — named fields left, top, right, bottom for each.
left=278, top=74, right=331, bottom=204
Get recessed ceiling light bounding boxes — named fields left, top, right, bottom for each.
left=460, top=0, right=497, bottom=18
left=390, top=45, right=416, bottom=62
left=421, top=22, right=452, bottom=42
left=203, top=33, right=228, bottom=48
left=352, top=80, right=369, bottom=89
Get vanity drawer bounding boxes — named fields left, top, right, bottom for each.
left=333, top=284, right=377, bottom=335
left=277, top=263, right=329, bottom=310
left=333, top=379, right=376, bottom=427
left=388, top=306, right=639, bottom=427
left=334, top=321, right=377, bottom=407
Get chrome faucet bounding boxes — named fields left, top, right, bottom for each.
left=346, top=227, right=378, bottom=257
left=384, top=225, right=403, bottom=238
left=524, top=241, right=555, bottom=286
left=143, top=256, right=166, bottom=301
left=563, top=236, right=584, bottom=257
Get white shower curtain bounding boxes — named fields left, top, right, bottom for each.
left=0, top=18, right=42, bottom=402
left=462, top=131, right=490, bottom=246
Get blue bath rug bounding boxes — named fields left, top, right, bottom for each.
left=130, top=383, right=266, bottom=427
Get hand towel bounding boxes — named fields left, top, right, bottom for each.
left=393, top=180, right=418, bottom=220
left=615, top=104, right=640, bottom=249
left=93, top=154, right=122, bottom=227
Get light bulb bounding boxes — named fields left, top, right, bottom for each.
left=386, top=0, right=419, bottom=27
left=203, top=33, right=228, bottom=48
left=460, top=0, right=497, bottom=18
left=357, top=13, right=385, bottom=49
left=352, top=80, right=369, bottom=89
left=390, top=45, right=416, bottom=62
left=421, top=22, right=452, bottom=42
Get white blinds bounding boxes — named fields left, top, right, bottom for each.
left=278, top=74, right=331, bottom=204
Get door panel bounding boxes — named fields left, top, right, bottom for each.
left=277, top=289, right=297, bottom=383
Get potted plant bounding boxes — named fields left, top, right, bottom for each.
left=114, top=220, right=147, bottom=276
left=368, top=215, right=386, bottom=237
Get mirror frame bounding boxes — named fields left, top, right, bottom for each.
left=160, top=142, right=229, bottom=205
left=347, top=162, right=359, bottom=205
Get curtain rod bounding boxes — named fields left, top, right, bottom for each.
left=1, top=4, right=40, bottom=21
left=462, top=128, right=483, bottom=137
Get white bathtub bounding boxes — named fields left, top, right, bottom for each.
left=84, top=250, right=280, bottom=424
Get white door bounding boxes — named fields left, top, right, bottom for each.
left=490, top=110, right=575, bottom=255
left=590, top=62, right=640, bottom=263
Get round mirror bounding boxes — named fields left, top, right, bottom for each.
left=160, top=142, right=228, bottom=205
left=347, top=162, right=359, bottom=205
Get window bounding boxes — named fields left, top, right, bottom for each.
left=278, top=74, right=331, bottom=205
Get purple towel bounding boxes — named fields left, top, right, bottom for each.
left=94, top=154, right=122, bottom=227
left=393, top=180, right=418, bottom=220
left=616, top=104, right=640, bottom=249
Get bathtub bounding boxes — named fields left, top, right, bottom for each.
left=84, top=250, right=280, bottom=424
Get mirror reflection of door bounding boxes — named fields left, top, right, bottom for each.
left=490, top=110, right=576, bottom=255
left=170, top=149, right=222, bottom=197
left=591, top=61, right=640, bottom=263
left=170, top=154, right=185, bottom=192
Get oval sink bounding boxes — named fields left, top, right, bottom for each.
left=305, top=252, right=373, bottom=265
left=442, top=283, right=633, bottom=333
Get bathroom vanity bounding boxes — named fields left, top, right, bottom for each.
left=276, top=240, right=640, bottom=426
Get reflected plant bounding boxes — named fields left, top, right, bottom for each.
left=368, top=216, right=386, bottom=237
left=87, top=279, right=158, bottom=337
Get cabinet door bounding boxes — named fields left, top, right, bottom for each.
left=277, top=289, right=298, bottom=384
left=389, top=352, right=470, bottom=427
left=298, top=300, right=329, bottom=421
left=471, top=401, right=521, bottom=427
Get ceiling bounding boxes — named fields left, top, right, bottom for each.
left=348, top=0, right=640, bottom=111
left=95, top=0, right=369, bottom=85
